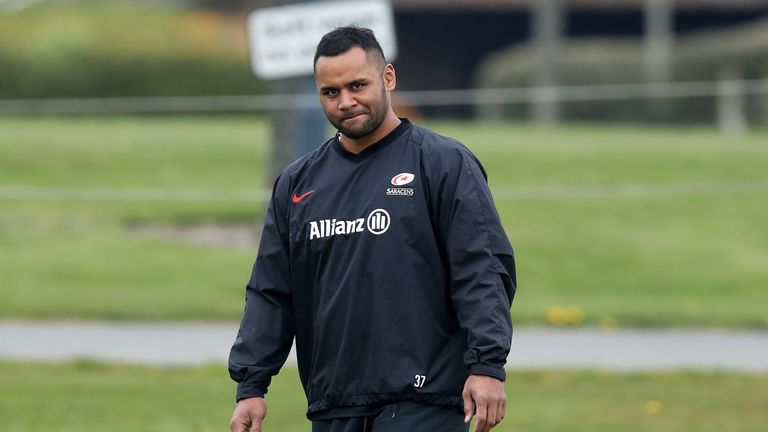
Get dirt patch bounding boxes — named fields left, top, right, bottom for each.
left=130, top=223, right=260, bottom=249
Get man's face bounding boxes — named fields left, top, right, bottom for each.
left=314, top=46, right=395, bottom=139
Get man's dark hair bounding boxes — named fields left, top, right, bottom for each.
left=313, top=26, right=386, bottom=70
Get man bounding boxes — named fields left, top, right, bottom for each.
left=229, top=26, right=516, bottom=432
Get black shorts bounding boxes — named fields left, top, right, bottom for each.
left=311, top=402, right=469, bottom=432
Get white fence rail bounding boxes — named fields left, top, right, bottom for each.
left=0, top=79, right=766, bottom=115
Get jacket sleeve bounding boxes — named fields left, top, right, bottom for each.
left=228, top=174, right=295, bottom=401
left=426, top=143, right=516, bottom=382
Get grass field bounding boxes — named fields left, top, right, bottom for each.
left=1, top=116, right=767, bottom=327
left=0, top=361, right=766, bottom=432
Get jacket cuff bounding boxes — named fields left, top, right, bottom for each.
left=236, top=383, right=267, bottom=402
left=469, top=364, right=506, bottom=382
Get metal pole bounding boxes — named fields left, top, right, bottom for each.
left=643, top=0, right=673, bottom=119
left=296, top=74, right=329, bottom=158
left=643, top=0, right=672, bottom=83
left=266, top=0, right=329, bottom=184
left=717, top=66, right=747, bottom=135
left=295, top=0, right=329, bottom=159
left=532, top=0, right=564, bottom=125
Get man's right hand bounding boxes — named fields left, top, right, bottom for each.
left=229, top=397, right=267, bottom=432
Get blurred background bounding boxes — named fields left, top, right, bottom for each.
left=1, top=0, right=767, bottom=431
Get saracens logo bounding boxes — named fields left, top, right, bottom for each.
left=388, top=172, right=415, bottom=197
left=308, top=209, right=390, bottom=240
left=391, top=173, right=415, bottom=186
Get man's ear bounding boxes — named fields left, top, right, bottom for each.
left=383, top=64, right=397, bottom=91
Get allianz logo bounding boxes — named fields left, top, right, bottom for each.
left=309, top=208, right=390, bottom=240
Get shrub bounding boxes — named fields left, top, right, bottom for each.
left=0, top=4, right=268, bottom=99
left=474, top=18, right=768, bottom=124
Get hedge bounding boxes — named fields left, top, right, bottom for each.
left=0, top=4, right=267, bottom=99
left=474, top=18, right=768, bottom=124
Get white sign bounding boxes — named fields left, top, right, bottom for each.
left=247, top=0, right=397, bottom=80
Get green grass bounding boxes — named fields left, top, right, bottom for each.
left=0, top=116, right=268, bottom=320
left=432, top=122, right=768, bottom=329
left=0, top=361, right=766, bottom=432
left=1, top=116, right=768, bottom=327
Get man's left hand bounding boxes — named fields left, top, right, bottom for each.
left=462, top=374, right=506, bottom=432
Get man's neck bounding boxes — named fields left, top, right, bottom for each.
left=340, top=112, right=401, bottom=154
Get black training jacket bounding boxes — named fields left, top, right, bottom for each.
left=229, top=119, right=516, bottom=419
